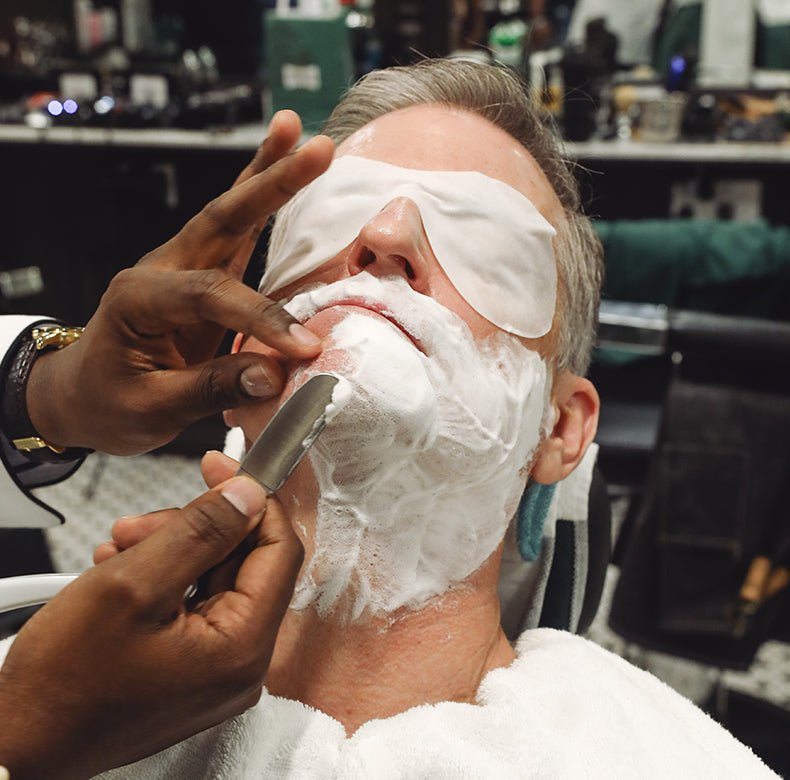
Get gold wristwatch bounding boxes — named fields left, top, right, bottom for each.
left=1, top=323, right=84, bottom=460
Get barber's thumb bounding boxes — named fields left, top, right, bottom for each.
left=170, top=354, right=284, bottom=421
left=132, top=477, right=268, bottom=600
left=218, top=477, right=268, bottom=534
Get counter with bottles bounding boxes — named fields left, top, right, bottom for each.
left=3, top=121, right=790, bottom=163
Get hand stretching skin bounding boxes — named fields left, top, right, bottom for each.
left=26, top=111, right=335, bottom=454
left=0, top=467, right=303, bottom=780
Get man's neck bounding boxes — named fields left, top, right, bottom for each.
left=264, top=551, right=515, bottom=735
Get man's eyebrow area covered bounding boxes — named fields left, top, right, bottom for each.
left=261, top=155, right=558, bottom=339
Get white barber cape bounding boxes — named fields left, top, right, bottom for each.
left=0, top=315, right=64, bottom=529
left=80, top=628, right=775, bottom=779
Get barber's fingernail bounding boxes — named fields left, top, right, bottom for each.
left=289, top=322, right=323, bottom=348
left=241, top=364, right=275, bottom=397
left=221, top=477, right=267, bottom=518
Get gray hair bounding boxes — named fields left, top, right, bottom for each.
left=319, top=58, right=603, bottom=376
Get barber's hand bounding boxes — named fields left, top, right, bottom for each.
left=0, top=471, right=302, bottom=780
left=27, top=110, right=334, bottom=454
left=96, top=452, right=268, bottom=602
left=94, top=449, right=243, bottom=565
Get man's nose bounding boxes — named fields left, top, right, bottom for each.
left=346, top=197, right=432, bottom=292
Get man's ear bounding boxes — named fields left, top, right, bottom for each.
left=531, top=370, right=600, bottom=485
left=231, top=332, right=244, bottom=354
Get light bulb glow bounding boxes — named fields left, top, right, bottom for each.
left=94, top=96, right=115, bottom=115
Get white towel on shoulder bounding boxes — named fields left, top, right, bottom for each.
left=93, top=628, right=777, bottom=779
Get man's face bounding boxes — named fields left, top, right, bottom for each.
left=227, top=103, right=563, bottom=445
left=226, top=104, right=568, bottom=617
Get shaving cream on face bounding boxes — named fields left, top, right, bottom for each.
left=283, top=274, right=552, bottom=621
left=264, top=155, right=558, bottom=339
left=324, top=376, right=353, bottom=424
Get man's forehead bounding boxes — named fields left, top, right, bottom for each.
left=334, top=103, right=564, bottom=225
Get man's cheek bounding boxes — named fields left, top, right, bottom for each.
left=235, top=334, right=288, bottom=363
left=231, top=331, right=245, bottom=354
left=223, top=397, right=280, bottom=445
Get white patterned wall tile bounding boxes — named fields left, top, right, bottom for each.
left=36, top=453, right=206, bottom=573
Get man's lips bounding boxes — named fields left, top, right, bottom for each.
left=302, top=300, right=425, bottom=353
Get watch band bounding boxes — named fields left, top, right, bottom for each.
left=1, top=323, right=90, bottom=464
